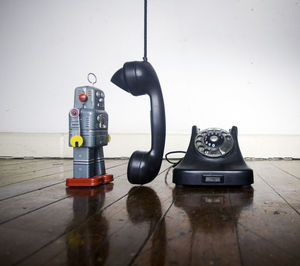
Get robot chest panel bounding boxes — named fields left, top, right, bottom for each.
left=80, top=109, right=108, bottom=130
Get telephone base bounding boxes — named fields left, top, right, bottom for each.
left=172, top=125, right=254, bottom=187
left=173, top=169, right=253, bottom=187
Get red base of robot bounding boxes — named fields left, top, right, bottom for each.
left=66, top=174, right=114, bottom=187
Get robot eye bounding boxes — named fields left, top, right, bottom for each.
left=79, top=94, right=88, bottom=102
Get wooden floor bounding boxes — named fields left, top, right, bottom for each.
left=0, top=159, right=300, bottom=266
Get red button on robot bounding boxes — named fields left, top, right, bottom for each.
left=79, top=94, right=88, bottom=102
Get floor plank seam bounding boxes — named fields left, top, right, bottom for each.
left=228, top=192, right=245, bottom=266
left=0, top=169, right=72, bottom=188
left=0, top=161, right=71, bottom=171
left=0, top=160, right=52, bottom=166
left=0, top=160, right=127, bottom=189
left=0, top=196, right=71, bottom=226
left=236, top=221, right=300, bottom=260
left=14, top=192, right=130, bottom=266
left=13, top=227, right=73, bottom=266
left=108, top=161, right=129, bottom=168
left=0, top=180, right=66, bottom=202
left=270, top=162, right=300, bottom=181
left=0, top=164, right=73, bottom=178
left=256, top=172, right=300, bottom=215
left=0, top=164, right=129, bottom=224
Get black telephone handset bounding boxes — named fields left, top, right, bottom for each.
left=111, top=61, right=166, bottom=184
left=173, top=126, right=253, bottom=187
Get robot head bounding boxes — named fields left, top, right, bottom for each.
left=74, top=86, right=105, bottom=110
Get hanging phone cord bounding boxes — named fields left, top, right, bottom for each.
left=143, top=1, right=182, bottom=166
left=143, top=0, right=148, bottom=61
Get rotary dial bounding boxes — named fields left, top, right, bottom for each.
left=194, top=128, right=234, bottom=158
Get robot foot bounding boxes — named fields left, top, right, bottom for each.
left=66, top=174, right=114, bottom=187
left=95, top=174, right=114, bottom=184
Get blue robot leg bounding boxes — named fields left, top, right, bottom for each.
left=95, top=146, right=106, bottom=176
left=73, top=147, right=95, bottom=178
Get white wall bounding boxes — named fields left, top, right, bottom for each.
left=0, top=0, right=300, bottom=157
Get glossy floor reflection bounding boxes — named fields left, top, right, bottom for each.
left=0, top=159, right=300, bottom=266
left=65, top=185, right=114, bottom=266
left=127, top=187, right=167, bottom=266
left=134, top=186, right=253, bottom=266
left=173, top=186, right=253, bottom=232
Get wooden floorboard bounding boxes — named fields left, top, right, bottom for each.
left=236, top=162, right=300, bottom=265
left=0, top=159, right=300, bottom=266
left=134, top=175, right=246, bottom=265
left=0, top=161, right=72, bottom=187
left=0, top=162, right=130, bottom=265
left=0, top=160, right=126, bottom=201
left=18, top=162, right=171, bottom=266
left=0, top=162, right=128, bottom=225
left=249, top=161, right=300, bottom=213
left=270, top=160, right=300, bottom=179
left=0, top=159, right=59, bottom=166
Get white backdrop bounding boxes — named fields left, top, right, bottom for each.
left=0, top=0, right=300, bottom=157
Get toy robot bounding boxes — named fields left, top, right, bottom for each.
left=66, top=73, right=113, bottom=187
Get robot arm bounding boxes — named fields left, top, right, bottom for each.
left=69, top=108, right=83, bottom=147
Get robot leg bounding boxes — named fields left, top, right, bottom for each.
left=73, top=147, right=95, bottom=178
left=95, top=146, right=106, bottom=176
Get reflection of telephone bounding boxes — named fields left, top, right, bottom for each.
left=173, top=126, right=253, bottom=187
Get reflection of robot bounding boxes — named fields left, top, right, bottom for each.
left=66, top=73, right=113, bottom=187
left=65, top=185, right=113, bottom=265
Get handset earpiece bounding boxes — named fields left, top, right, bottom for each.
left=111, top=61, right=166, bottom=184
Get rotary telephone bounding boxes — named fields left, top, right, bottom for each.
left=173, top=126, right=253, bottom=187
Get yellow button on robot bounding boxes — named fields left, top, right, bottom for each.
left=70, top=135, right=83, bottom=147
left=108, top=134, right=111, bottom=143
